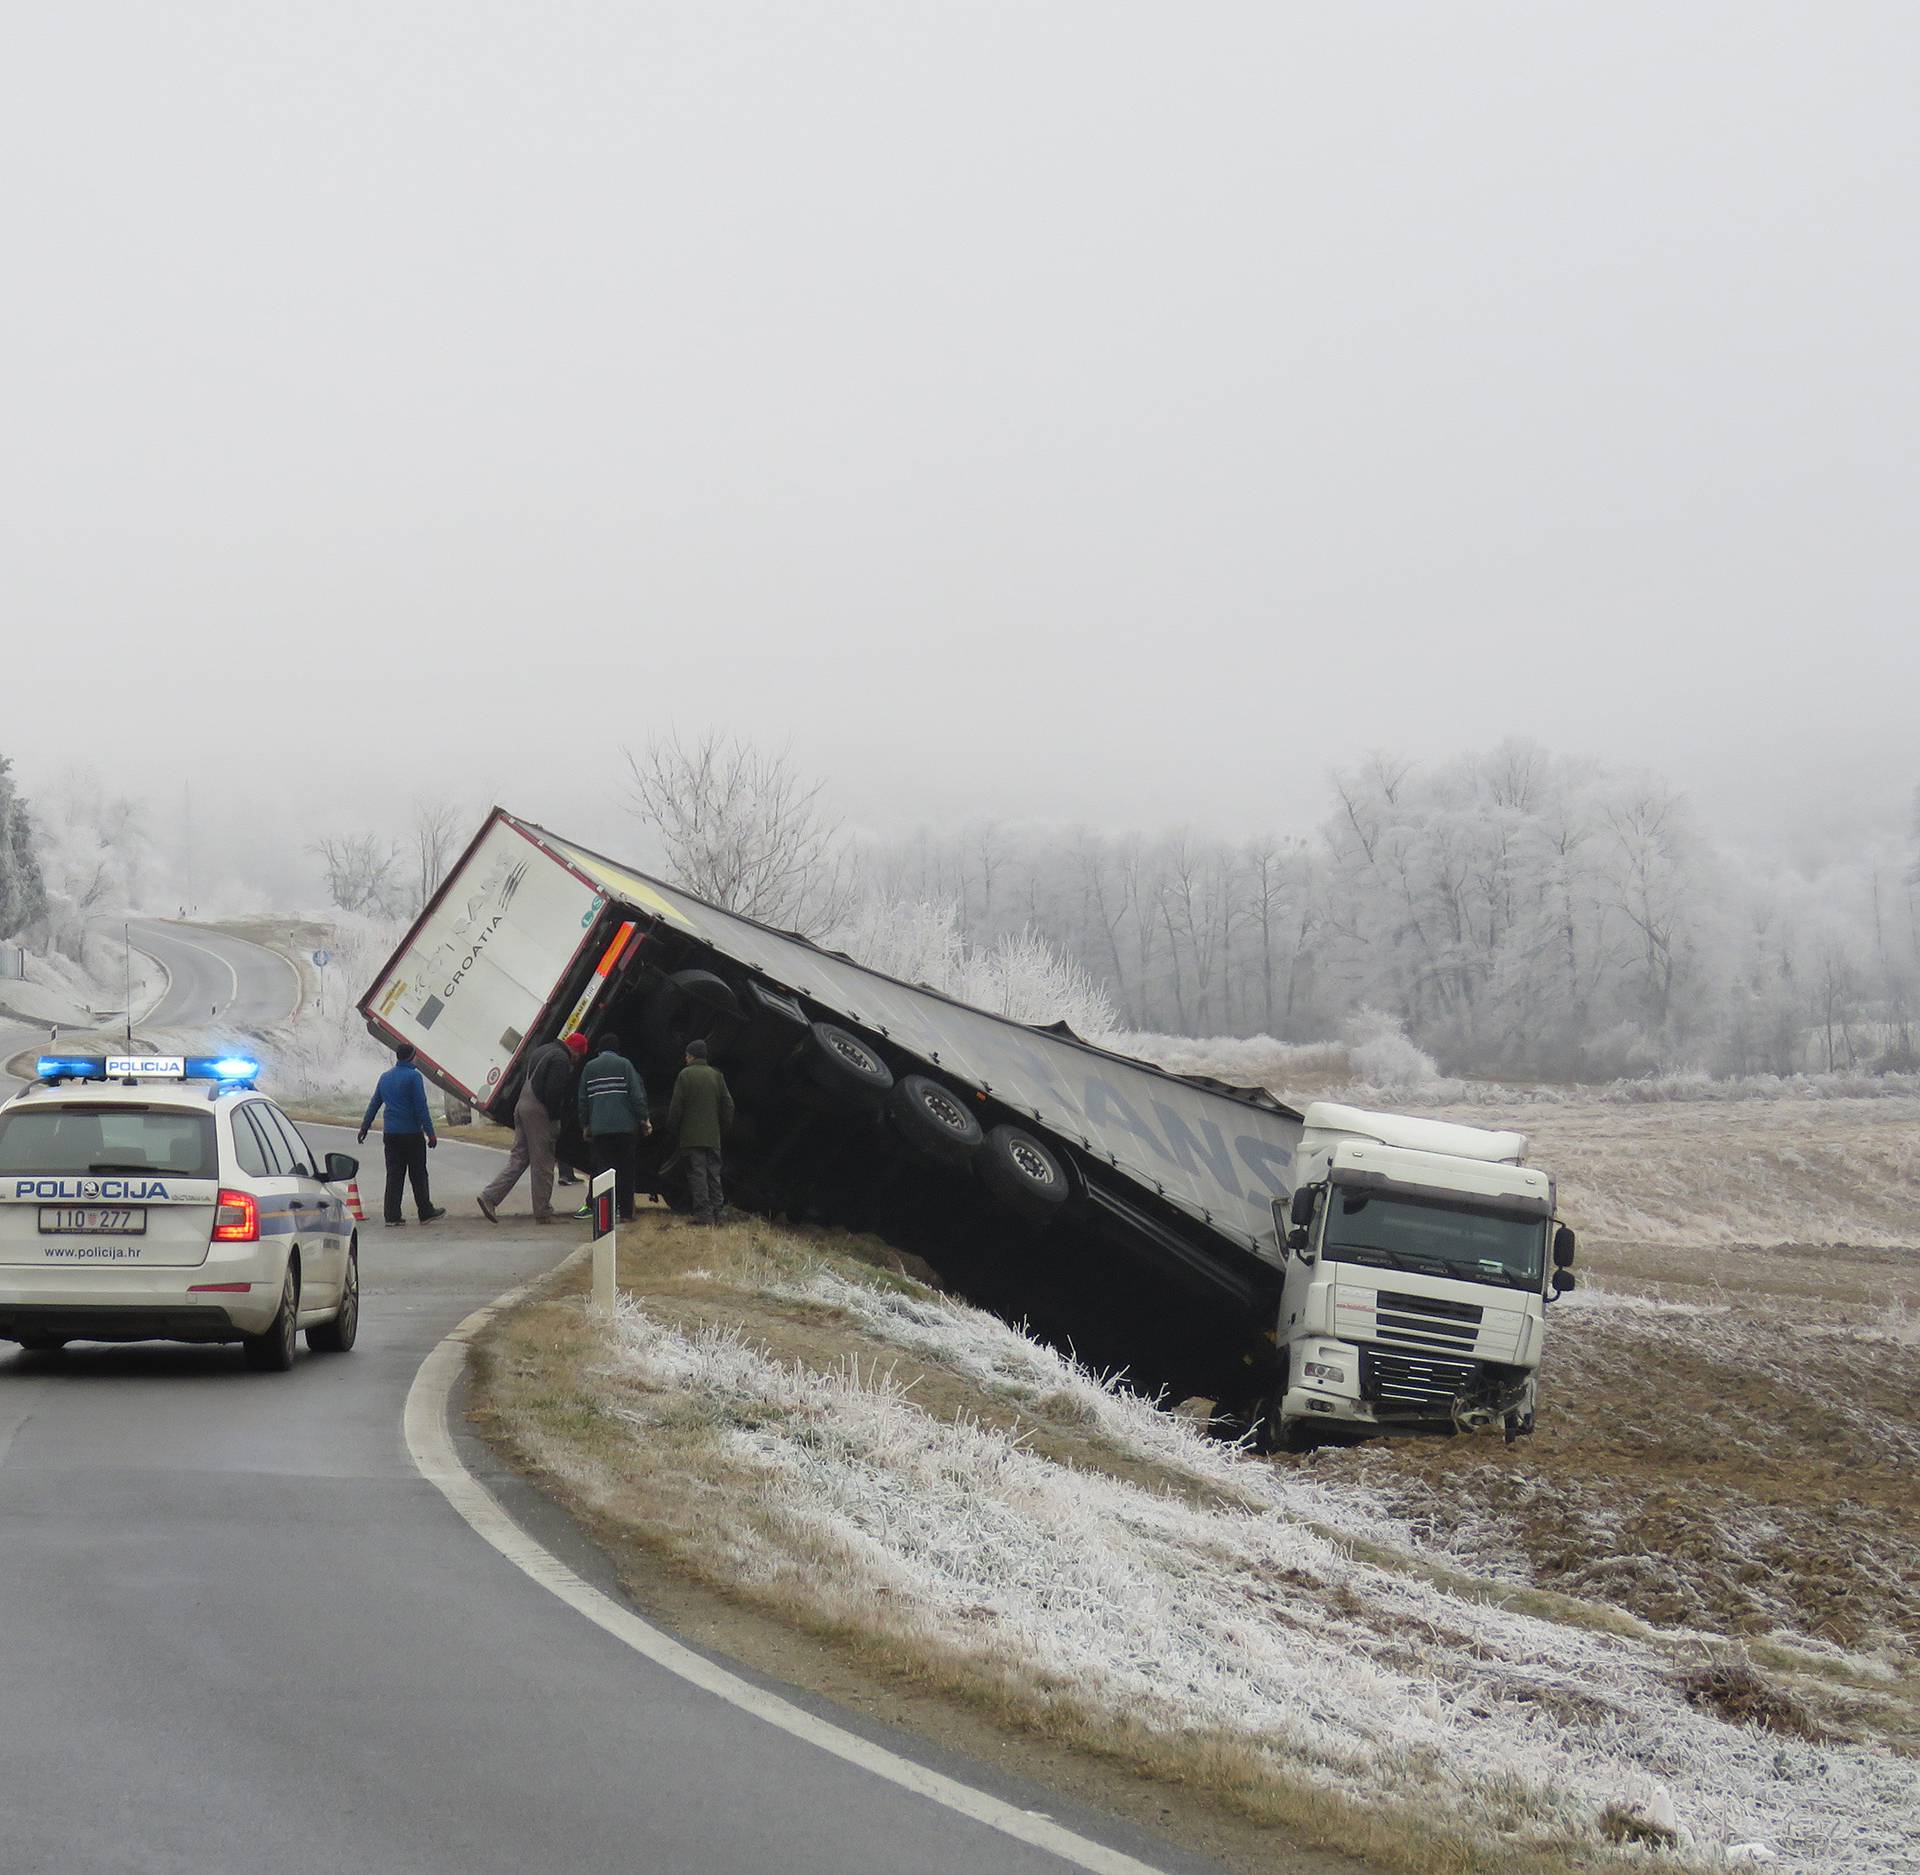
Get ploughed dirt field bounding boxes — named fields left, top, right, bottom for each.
left=1349, top=1095, right=1920, bottom=1672
left=471, top=1091, right=1920, bottom=1875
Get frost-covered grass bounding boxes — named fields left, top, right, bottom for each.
left=1114, top=1027, right=1920, bottom=1113
left=0, top=928, right=164, bottom=1033
left=588, top=1269, right=1920, bottom=1872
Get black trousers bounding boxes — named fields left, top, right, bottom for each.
left=589, top=1131, right=640, bottom=1221
left=383, top=1132, right=431, bottom=1222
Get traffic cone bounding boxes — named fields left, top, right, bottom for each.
left=345, top=1180, right=367, bottom=1223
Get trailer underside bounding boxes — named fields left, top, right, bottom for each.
left=546, top=925, right=1288, bottom=1406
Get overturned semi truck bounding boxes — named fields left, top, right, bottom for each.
left=360, top=810, right=1574, bottom=1445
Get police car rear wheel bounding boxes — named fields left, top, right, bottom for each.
left=307, top=1243, right=358, bottom=1354
left=243, top=1264, right=300, bottom=1372
left=16, top=1333, right=66, bottom=1354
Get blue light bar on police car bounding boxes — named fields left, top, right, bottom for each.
left=33, top=1055, right=260, bottom=1085
left=36, top=1055, right=105, bottom=1082
left=191, top=1056, right=261, bottom=1083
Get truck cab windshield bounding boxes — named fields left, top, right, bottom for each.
left=1323, top=1186, right=1544, bottom=1288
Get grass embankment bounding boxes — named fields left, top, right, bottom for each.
left=469, top=1140, right=1920, bottom=1875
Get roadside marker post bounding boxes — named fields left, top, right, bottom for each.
left=589, top=1168, right=617, bottom=1318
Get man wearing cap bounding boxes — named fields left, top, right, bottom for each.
left=576, top=1032, right=650, bottom=1223
left=358, top=1041, right=445, bottom=1227
left=666, top=1039, right=734, bottom=1226
left=477, top=1030, right=588, bottom=1223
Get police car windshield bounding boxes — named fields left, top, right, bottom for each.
left=0, top=1106, right=218, bottom=1180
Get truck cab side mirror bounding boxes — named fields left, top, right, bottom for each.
left=1553, top=1225, right=1577, bottom=1269
left=1552, top=1268, right=1575, bottom=1295
left=1286, top=1226, right=1308, bottom=1252
left=1289, top=1186, right=1316, bottom=1229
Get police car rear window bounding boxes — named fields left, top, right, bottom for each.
left=0, top=1105, right=219, bottom=1180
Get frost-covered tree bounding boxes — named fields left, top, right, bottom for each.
left=311, top=832, right=404, bottom=918
left=624, top=731, right=854, bottom=936
left=34, top=775, right=149, bottom=961
left=0, top=754, right=48, bottom=940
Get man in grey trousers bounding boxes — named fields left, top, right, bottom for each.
left=477, top=1031, right=588, bottom=1223
left=667, top=1038, right=734, bottom=1225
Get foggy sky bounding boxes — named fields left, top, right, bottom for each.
left=6, top=3, right=1917, bottom=901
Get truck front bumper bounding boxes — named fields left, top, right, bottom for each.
left=1282, top=1359, right=1537, bottom=1439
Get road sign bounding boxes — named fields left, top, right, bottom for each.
left=312, top=949, right=333, bottom=968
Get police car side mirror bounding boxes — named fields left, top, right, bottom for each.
left=325, top=1151, right=359, bottom=1183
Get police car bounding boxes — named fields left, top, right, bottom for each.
left=0, top=1055, right=359, bottom=1370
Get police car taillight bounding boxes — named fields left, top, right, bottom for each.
left=212, top=1191, right=259, bottom=1242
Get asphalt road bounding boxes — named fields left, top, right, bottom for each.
left=127, top=919, right=304, bottom=1033
left=0, top=1131, right=1218, bottom=1875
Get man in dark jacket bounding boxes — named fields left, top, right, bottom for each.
left=576, top=1033, right=650, bottom=1222
left=477, top=1031, right=587, bottom=1223
left=667, top=1039, right=734, bottom=1225
left=359, top=1041, right=445, bottom=1226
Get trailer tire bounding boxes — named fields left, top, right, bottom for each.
left=804, top=1023, right=894, bottom=1105
left=888, top=1075, right=983, bottom=1165
left=645, top=969, right=741, bottom=1061
left=977, top=1124, right=1070, bottom=1219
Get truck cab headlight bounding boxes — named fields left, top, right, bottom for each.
left=1303, top=1359, right=1347, bottom=1383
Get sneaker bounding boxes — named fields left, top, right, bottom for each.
left=476, top=1196, right=498, bottom=1223
left=420, top=1205, right=447, bottom=1223
left=572, top=1203, right=591, bottom=1219
left=385, top=1217, right=407, bottom=1227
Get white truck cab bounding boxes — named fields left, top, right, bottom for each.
left=1269, top=1102, right=1575, bottom=1448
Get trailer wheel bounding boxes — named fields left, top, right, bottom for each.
left=977, top=1124, right=1070, bottom=1219
left=804, top=1023, right=894, bottom=1105
left=645, top=969, right=741, bottom=1060
left=889, top=1074, right=984, bottom=1165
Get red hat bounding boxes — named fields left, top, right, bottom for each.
left=563, top=1032, right=590, bottom=1055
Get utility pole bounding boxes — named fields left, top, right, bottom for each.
left=124, top=921, right=134, bottom=1046
left=183, top=780, right=194, bottom=917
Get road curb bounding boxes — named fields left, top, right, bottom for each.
left=402, top=1264, right=1173, bottom=1875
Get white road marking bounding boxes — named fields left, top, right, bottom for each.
left=127, top=944, right=173, bottom=1026
left=188, top=936, right=243, bottom=1012
left=402, top=1260, right=1175, bottom=1875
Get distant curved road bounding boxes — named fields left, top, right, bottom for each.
left=128, top=920, right=303, bottom=1033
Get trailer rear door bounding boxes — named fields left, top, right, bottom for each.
left=361, top=815, right=608, bottom=1104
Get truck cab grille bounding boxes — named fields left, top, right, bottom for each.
left=1373, top=1288, right=1482, bottom=1356
left=1359, top=1345, right=1478, bottom=1410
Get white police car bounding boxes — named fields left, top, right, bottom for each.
left=0, top=1055, right=359, bottom=1370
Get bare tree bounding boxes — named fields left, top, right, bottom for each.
left=410, top=797, right=462, bottom=915
left=623, top=731, right=854, bottom=935
left=311, top=833, right=404, bottom=918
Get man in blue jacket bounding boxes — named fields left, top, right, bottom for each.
left=359, top=1041, right=446, bottom=1226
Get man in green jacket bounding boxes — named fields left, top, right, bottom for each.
left=576, top=1033, right=650, bottom=1222
left=667, top=1039, right=734, bottom=1225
